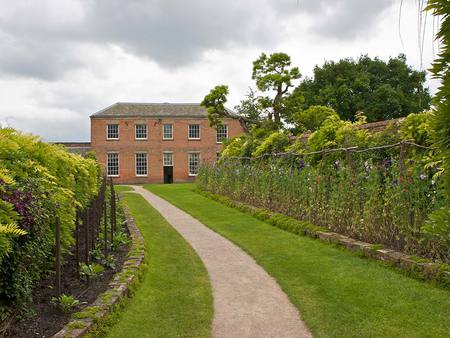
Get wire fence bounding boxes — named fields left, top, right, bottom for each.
left=222, top=141, right=436, bottom=161
left=54, top=176, right=118, bottom=295
left=199, top=140, right=447, bottom=261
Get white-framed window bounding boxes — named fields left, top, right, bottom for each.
left=107, top=124, right=119, bottom=140
left=163, top=152, right=173, bottom=166
left=163, top=124, right=173, bottom=140
left=135, top=124, right=147, bottom=140
left=188, top=152, right=200, bottom=176
left=216, top=125, right=228, bottom=143
left=135, top=152, right=148, bottom=176
left=188, top=124, right=200, bottom=140
left=107, top=152, right=119, bottom=177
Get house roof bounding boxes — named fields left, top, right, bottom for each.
left=91, top=102, right=236, bottom=119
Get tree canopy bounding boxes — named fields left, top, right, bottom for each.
left=201, top=52, right=301, bottom=129
left=296, top=54, right=431, bottom=122
left=251, top=52, right=301, bottom=125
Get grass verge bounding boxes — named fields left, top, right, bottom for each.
left=146, top=183, right=450, bottom=338
left=105, top=192, right=213, bottom=338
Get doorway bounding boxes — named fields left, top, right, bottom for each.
left=163, top=152, right=174, bottom=184
left=163, top=166, right=173, bottom=184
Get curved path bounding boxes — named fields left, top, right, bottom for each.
left=131, top=185, right=311, bottom=338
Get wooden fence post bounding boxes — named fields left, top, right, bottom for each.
left=84, top=209, right=90, bottom=286
left=110, top=178, right=115, bottom=245
left=104, top=198, right=108, bottom=255
left=75, top=209, right=80, bottom=279
left=55, top=215, right=61, bottom=296
left=90, top=206, right=95, bottom=253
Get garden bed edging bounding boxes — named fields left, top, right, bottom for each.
left=52, top=198, right=145, bottom=338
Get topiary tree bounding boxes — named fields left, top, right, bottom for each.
left=252, top=52, right=301, bottom=125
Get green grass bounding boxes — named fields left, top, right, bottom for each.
left=146, top=183, right=450, bottom=338
left=115, top=185, right=134, bottom=193
left=107, top=192, right=213, bottom=338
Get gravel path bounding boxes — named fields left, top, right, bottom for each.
left=132, top=185, right=312, bottom=338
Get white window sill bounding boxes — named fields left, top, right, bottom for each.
left=188, top=173, right=198, bottom=177
left=135, top=138, right=148, bottom=141
left=106, top=138, right=119, bottom=141
left=135, top=174, right=148, bottom=177
left=107, top=175, right=120, bottom=177
left=163, top=138, right=173, bottom=141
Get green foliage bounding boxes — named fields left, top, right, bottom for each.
left=399, top=112, right=434, bottom=145
left=79, top=263, right=105, bottom=278
left=234, top=88, right=265, bottom=123
left=112, top=231, right=130, bottom=250
left=200, top=85, right=230, bottom=127
left=202, top=52, right=302, bottom=130
left=291, top=105, right=339, bottom=133
left=198, top=148, right=447, bottom=261
left=0, top=223, right=26, bottom=237
left=297, top=54, right=431, bottom=121
left=305, top=114, right=370, bottom=151
left=252, top=52, right=301, bottom=124
left=51, top=294, right=83, bottom=313
left=103, top=255, right=117, bottom=270
left=0, top=128, right=101, bottom=319
left=252, top=131, right=289, bottom=157
left=424, top=1, right=450, bottom=243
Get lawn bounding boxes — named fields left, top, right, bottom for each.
left=106, top=192, right=213, bottom=338
left=146, top=183, right=450, bottom=338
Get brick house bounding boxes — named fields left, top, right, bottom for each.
left=90, top=102, right=245, bottom=184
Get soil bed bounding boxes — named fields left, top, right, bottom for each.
left=5, top=222, right=129, bottom=338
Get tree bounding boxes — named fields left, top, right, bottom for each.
left=252, top=52, right=301, bottom=125
left=291, top=105, right=339, bottom=133
left=202, top=52, right=302, bottom=129
left=297, top=54, right=431, bottom=122
left=200, top=85, right=230, bottom=127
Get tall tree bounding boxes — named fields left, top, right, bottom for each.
left=201, top=52, right=301, bottom=129
left=297, top=54, right=431, bottom=122
left=252, top=52, right=301, bottom=125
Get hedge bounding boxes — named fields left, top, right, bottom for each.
left=0, top=128, right=101, bottom=321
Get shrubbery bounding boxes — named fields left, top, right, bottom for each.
left=200, top=112, right=448, bottom=262
left=0, top=128, right=101, bottom=320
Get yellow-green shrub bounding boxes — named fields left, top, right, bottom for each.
left=0, top=128, right=101, bottom=319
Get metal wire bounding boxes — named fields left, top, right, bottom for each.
left=224, top=141, right=436, bottom=161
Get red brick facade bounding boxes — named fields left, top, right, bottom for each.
left=90, top=104, right=245, bottom=184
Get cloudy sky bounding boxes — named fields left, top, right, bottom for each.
left=0, top=0, right=440, bottom=141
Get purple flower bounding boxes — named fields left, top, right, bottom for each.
left=419, top=174, right=426, bottom=180
left=382, top=158, right=391, bottom=169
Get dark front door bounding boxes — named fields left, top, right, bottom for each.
left=163, top=166, right=173, bottom=184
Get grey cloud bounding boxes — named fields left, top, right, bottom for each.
left=0, top=0, right=294, bottom=79
left=0, top=0, right=395, bottom=80
left=3, top=113, right=90, bottom=142
left=0, top=33, right=83, bottom=80
left=300, top=0, right=394, bottom=39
